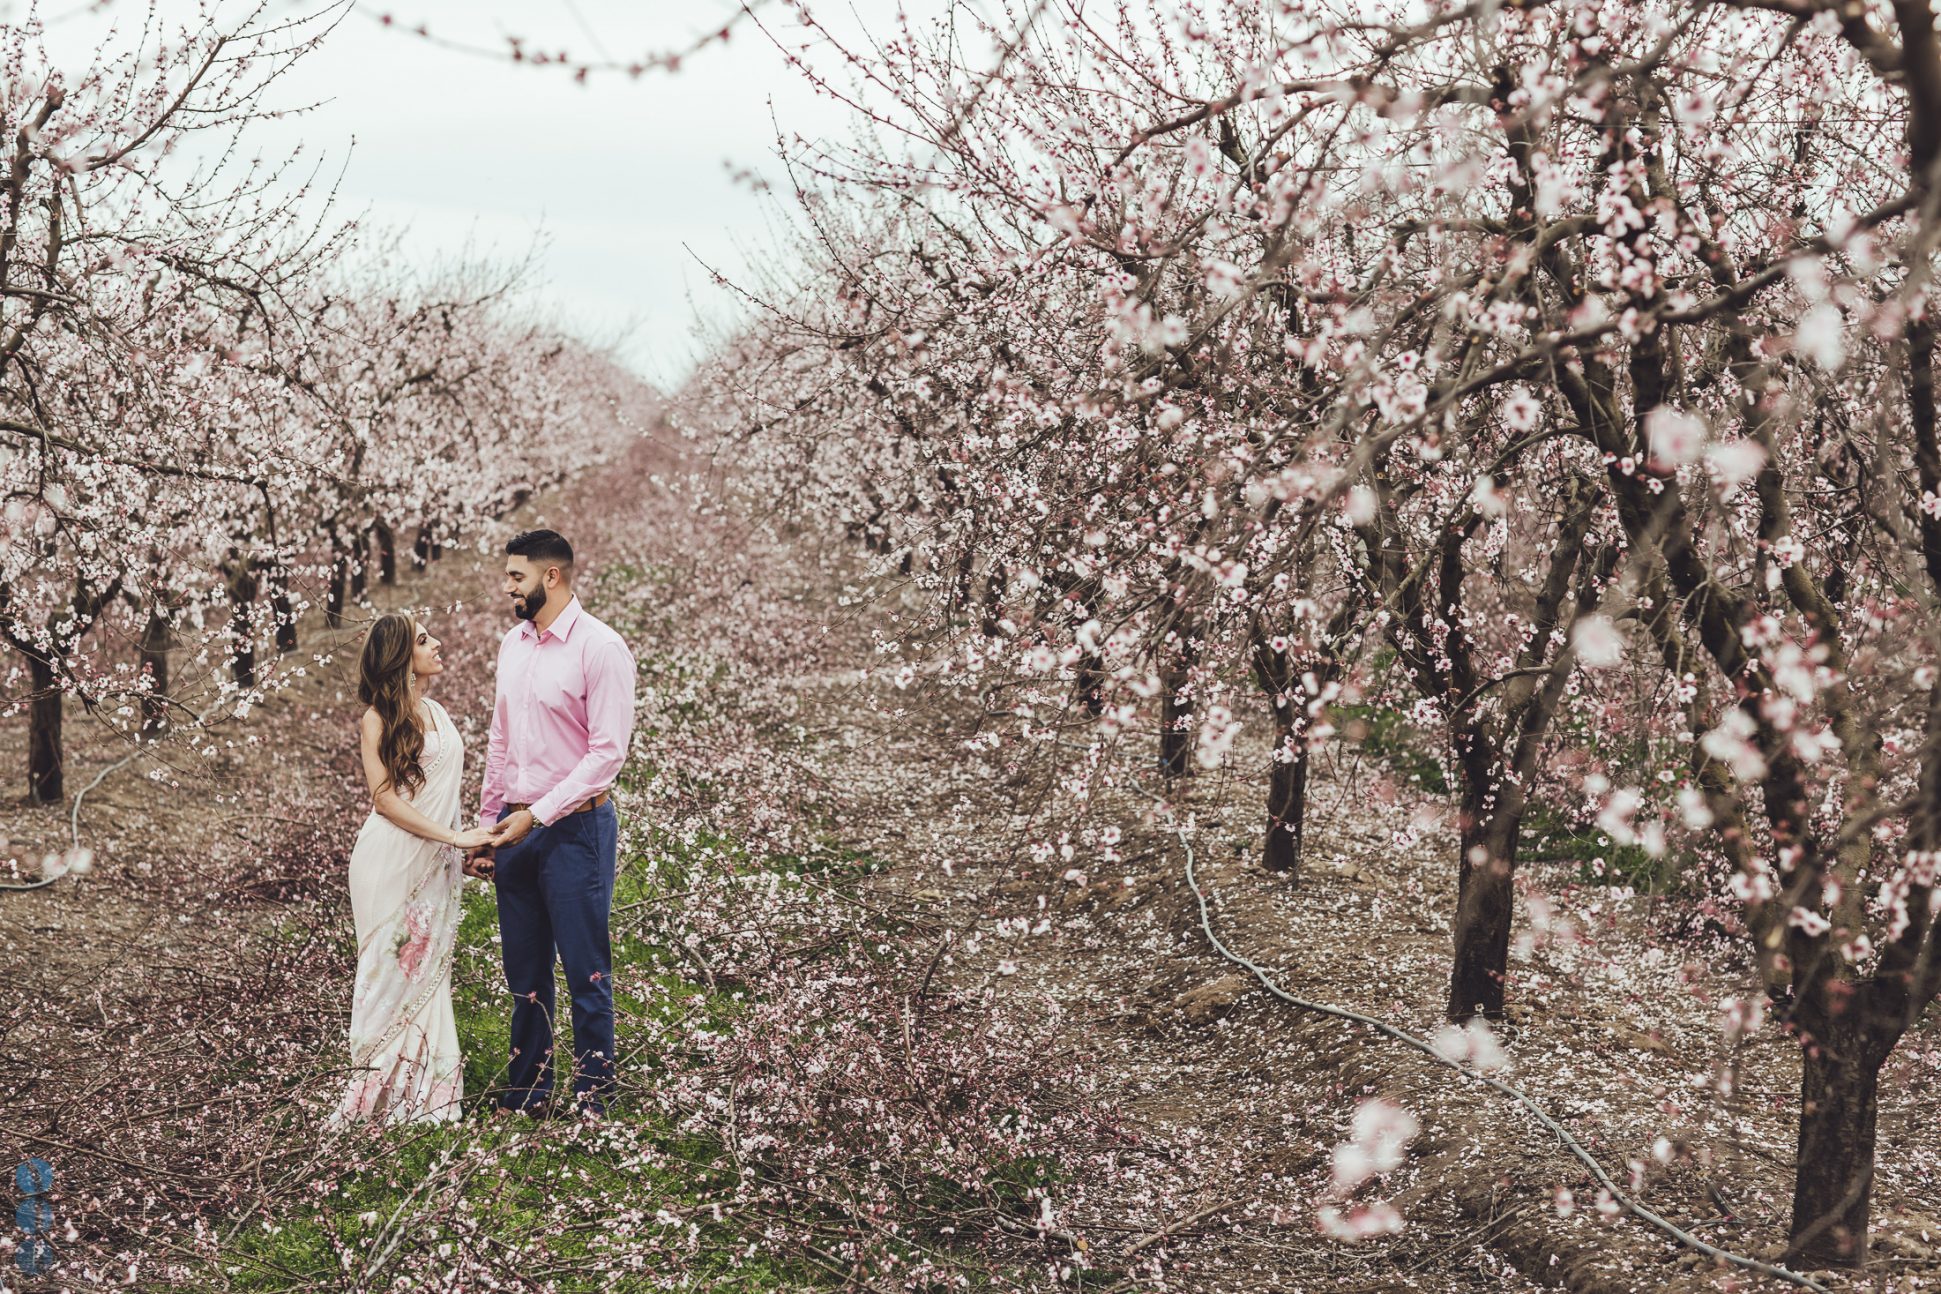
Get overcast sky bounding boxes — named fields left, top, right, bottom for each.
left=37, top=0, right=935, bottom=386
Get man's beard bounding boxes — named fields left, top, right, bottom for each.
left=513, top=586, right=548, bottom=621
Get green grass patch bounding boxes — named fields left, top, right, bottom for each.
left=218, top=1116, right=811, bottom=1292
left=1335, top=701, right=1451, bottom=794
left=1520, top=802, right=1679, bottom=892
left=1333, top=702, right=1681, bottom=893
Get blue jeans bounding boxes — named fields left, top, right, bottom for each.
left=493, top=801, right=618, bottom=1111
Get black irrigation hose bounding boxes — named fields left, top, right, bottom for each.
left=1163, top=810, right=1830, bottom=1294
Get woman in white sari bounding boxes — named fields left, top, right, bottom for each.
left=329, top=612, right=497, bottom=1129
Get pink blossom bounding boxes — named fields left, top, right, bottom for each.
left=1644, top=406, right=1706, bottom=467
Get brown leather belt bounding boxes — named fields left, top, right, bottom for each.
left=507, top=789, right=610, bottom=819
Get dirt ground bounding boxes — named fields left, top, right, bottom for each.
left=809, top=663, right=1941, bottom=1293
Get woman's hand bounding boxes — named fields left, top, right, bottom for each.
left=450, top=825, right=498, bottom=850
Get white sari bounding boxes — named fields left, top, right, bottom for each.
left=328, top=697, right=466, bottom=1128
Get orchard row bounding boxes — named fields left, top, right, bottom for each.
left=693, top=0, right=1941, bottom=1270
left=0, top=10, right=642, bottom=804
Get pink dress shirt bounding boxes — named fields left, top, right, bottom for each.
left=479, top=595, right=636, bottom=827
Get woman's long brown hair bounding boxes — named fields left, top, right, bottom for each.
left=358, top=612, right=425, bottom=797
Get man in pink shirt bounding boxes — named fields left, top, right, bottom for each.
left=465, top=528, right=636, bottom=1118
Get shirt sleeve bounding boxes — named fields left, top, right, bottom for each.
left=478, top=638, right=511, bottom=826
left=529, top=635, right=636, bottom=825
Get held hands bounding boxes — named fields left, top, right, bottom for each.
left=455, top=823, right=498, bottom=882
left=456, top=810, right=534, bottom=883
left=461, top=845, right=496, bottom=882
left=491, top=808, right=536, bottom=848
left=451, top=826, right=499, bottom=852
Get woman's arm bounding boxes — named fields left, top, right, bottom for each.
left=359, top=709, right=489, bottom=848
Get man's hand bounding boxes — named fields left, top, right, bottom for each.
left=463, top=846, right=496, bottom=881
left=492, top=808, right=536, bottom=848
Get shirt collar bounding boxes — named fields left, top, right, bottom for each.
left=521, top=594, right=583, bottom=643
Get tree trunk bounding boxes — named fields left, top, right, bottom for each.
left=349, top=528, right=369, bottom=599
left=1076, top=649, right=1106, bottom=717
left=980, top=564, right=1005, bottom=638
left=1252, top=632, right=1319, bottom=882
left=1263, top=738, right=1309, bottom=879
left=1448, top=777, right=1521, bottom=1021
left=862, top=507, right=891, bottom=556
left=139, top=611, right=171, bottom=738
left=268, top=561, right=298, bottom=653
left=373, top=521, right=396, bottom=586
left=1159, top=667, right=1193, bottom=778
left=952, top=546, right=975, bottom=617
left=1788, top=1006, right=1889, bottom=1267
left=228, top=561, right=259, bottom=689
left=26, top=651, right=61, bottom=804
left=326, top=539, right=349, bottom=629
left=1159, top=625, right=1200, bottom=778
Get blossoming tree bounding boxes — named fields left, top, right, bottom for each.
left=1, top=9, right=633, bottom=799
left=696, top=0, right=1941, bottom=1266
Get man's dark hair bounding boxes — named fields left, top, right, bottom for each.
left=505, top=528, right=574, bottom=568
